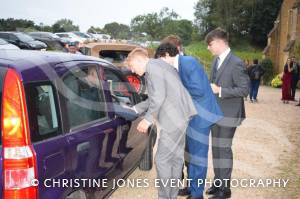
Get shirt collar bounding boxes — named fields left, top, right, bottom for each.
left=218, top=47, right=231, bottom=63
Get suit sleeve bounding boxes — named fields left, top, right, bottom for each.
left=134, top=99, right=149, bottom=114
left=221, top=60, right=250, bottom=98
left=184, top=59, right=206, bottom=98
left=143, top=64, right=166, bottom=124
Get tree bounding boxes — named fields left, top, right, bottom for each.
left=33, top=23, right=53, bottom=32
left=248, top=0, right=283, bottom=46
left=103, top=22, right=130, bottom=39
left=52, top=19, right=79, bottom=32
left=130, top=7, right=194, bottom=44
left=194, top=0, right=283, bottom=46
left=161, top=19, right=194, bottom=45
left=0, top=18, right=35, bottom=31
left=87, top=26, right=104, bottom=34
left=131, top=13, right=162, bottom=39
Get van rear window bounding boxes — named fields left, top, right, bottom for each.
left=99, top=50, right=130, bottom=63
left=25, top=83, right=61, bottom=142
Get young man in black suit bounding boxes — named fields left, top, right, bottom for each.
left=206, top=28, right=250, bottom=199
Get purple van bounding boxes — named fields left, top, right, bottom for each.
left=0, top=50, right=156, bottom=199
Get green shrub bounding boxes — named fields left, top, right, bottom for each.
left=271, top=74, right=282, bottom=88
left=261, top=58, right=274, bottom=85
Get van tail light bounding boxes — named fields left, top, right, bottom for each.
left=126, top=75, right=141, bottom=93
left=2, top=69, right=38, bottom=199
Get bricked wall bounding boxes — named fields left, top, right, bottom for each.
left=264, top=0, right=300, bottom=74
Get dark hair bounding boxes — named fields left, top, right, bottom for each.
left=205, top=27, right=229, bottom=44
left=155, top=42, right=179, bottom=58
left=253, top=59, right=259, bottom=65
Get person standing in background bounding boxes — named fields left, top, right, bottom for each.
left=244, top=59, right=251, bottom=101
left=290, top=56, right=300, bottom=101
left=282, top=58, right=293, bottom=104
left=248, top=59, right=265, bottom=103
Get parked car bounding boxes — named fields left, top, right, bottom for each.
left=91, top=34, right=111, bottom=42
left=0, top=38, right=20, bottom=50
left=0, top=50, right=156, bottom=199
left=72, top=31, right=92, bottom=43
left=86, top=33, right=98, bottom=42
left=55, top=32, right=86, bottom=44
left=27, top=32, right=66, bottom=51
left=81, top=42, right=153, bottom=94
left=0, top=32, right=47, bottom=50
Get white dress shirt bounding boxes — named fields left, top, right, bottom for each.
left=217, top=47, right=231, bottom=69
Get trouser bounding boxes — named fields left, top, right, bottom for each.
left=211, top=124, right=237, bottom=189
left=156, top=125, right=187, bottom=199
left=291, top=78, right=298, bottom=99
left=186, top=126, right=210, bottom=197
left=249, top=80, right=260, bottom=100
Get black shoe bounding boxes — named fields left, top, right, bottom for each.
left=178, top=187, right=191, bottom=196
left=206, top=185, right=219, bottom=195
left=209, top=189, right=231, bottom=199
left=186, top=195, right=203, bottom=199
left=296, top=103, right=300, bottom=106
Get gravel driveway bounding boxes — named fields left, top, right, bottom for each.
left=110, top=86, right=300, bottom=199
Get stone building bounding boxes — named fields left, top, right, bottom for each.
left=264, top=0, right=300, bottom=73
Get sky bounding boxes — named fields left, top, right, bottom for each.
left=0, top=0, right=198, bottom=32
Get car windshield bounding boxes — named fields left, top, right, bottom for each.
left=49, top=33, right=60, bottom=39
left=73, top=32, right=89, bottom=38
left=15, top=33, right=35, bottom=42
left=0, top=38, right=8, bottom=45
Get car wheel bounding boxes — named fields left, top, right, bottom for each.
left=139, top=126, right=157, bottom=171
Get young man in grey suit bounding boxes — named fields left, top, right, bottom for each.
left=206, top=28, right=250, bottom=199
left=126, top=48, right=197, bottom=199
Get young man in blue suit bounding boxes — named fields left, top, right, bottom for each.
left=155, top=40, right=223, bottom=199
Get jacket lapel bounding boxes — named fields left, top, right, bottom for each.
left=215, top=52, right=232, bottom=83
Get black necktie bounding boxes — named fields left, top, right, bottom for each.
left=212, top=58, right=219, bottom=82
left=216, top=57, right=220, bottom=70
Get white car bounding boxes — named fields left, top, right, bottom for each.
left=92, top=33, right=111, bottom=42
left=0, top=38, right=20, bottom=50
left=72, top=31, right=93, bottom=42
left=54, top=32, right=86, bottom=44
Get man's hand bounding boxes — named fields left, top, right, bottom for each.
left=211, top=83, right=220, bottom=94
left=137, top=119, right=151, bottom=133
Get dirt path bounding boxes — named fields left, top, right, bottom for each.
left=110, top=86, right=300, bottom=199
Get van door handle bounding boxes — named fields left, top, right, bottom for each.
left=77, top=142, right=90, bottom=152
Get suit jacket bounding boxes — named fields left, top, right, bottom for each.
left=210, top=51, right=249, bottom=126
left=178, top=55, right=223, bottom=128
left=135, top=59, right=197, bottom=131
